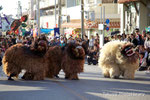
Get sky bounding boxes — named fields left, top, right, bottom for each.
left=0, top=0, right=29, bottom=17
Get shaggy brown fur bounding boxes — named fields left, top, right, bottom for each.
left=45, top=42, right=88, bottom=80
left=61, top=43, right=85, bottom=80
left=46, top=42, right=88, bottom=80
left=2, top=40, right=48, bottom=80
left=45, top=46, right=62, bottom=78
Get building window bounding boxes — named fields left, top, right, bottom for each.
left=76, top=0, right=81, bottom=6
left=67, top=0, right=76, bottom=8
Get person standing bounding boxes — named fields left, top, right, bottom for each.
left=135, top=28, right=144, bottom=45
left=139, top=32, right=150, bottom=71
left=16, top=35, right=22, bottom=43
left=130, top=34, right=138, bottom=47
left=11, top=35, right=16, bottom=45
left=89, top=35, right=95, bottom=49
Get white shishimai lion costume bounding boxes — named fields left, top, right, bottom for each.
left=99, top=41, right=139, bottom=79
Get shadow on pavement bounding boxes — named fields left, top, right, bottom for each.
left=0, top=76, right=150, bottom=100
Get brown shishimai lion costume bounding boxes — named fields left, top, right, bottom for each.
left=45, top=46, right=62, bottom=78
left=46, top=42, right=88, bottom=80
left=2, top=39, right=48, bottom=80
left=99, top=41, right=139, bottom=79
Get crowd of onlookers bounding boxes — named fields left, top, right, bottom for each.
left=0, top=28, right=150, bottom=72
left=0, top=34, right=88, bottom=66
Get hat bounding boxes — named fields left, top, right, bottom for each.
left=135, top=28, right=139, bottom=32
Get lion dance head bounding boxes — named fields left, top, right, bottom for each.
left=30, top=36, right=48, bottom=56
left=119, top=42, right=138, bottom=64
left=67, top=43, right=85, bottom=60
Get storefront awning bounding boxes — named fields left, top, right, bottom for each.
left=40, top=29, right=54, bottom=34
left=118, top=0, right=140, bottom=3
left=62, top=22, right=83, bottom=29
left=62, top=20, right=88, bottom=29
left=62, top=19, right=120, bottom=29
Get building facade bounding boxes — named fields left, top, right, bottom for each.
left=28, top=0, right=120, bottom=37
left=62, top=0, right=120, bottom=38
left=118, top=0, right=150, bottom=34
left=39, top=0, right=65, bottom=29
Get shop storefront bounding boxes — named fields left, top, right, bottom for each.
left=62, top=19, right=120, bottom=38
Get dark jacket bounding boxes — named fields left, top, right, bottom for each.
left=131, top=38, right=138, bottom=47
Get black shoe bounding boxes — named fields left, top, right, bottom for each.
left=139, top=67, right=148, bottom=71
left=8, top=76, right=14, bottom=81
left=55, top=75, right=59, bottom=78
left=21, top=76, right=25, bottom=79
left=65, top=76, right=69, bottom=79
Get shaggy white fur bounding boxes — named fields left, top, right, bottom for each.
left=99, top=41, right=139, bottom=79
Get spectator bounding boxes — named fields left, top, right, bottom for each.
left=89, top=35, right=95, bottom=49
left=84, top=35, right=89, bottom=47
left=142, top=30, right=146, bottom=41
left=130, top=34, right=138, bottom=47
left=11, top=35, right=16, bottom=45
left=117, top=35, right=122, bottom=41
left=139, top=32, right=150, bottom=71
left=0, top=48, right=3, bottom=66
left=111, top=35, right=115, bottom=41
left=16, top=35, right=22, bottom=43
left=122, top=33, right=126, bottom=41
left=60, top=37, right=66, bottom=47
left=135, top=28, right=144, bottom=45
left=87, top=44, right=98, bottom=65
left=104, top=37, right=109, bottom=44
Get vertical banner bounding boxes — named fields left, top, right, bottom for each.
left=46, top=22, right=48, bottom=28
left=54, top=28, right=60, bottom=38
left=33, top=28, right=38, bottom=38
left=3, top=14, right=10, bottom=25
left=0, top=15, right=2, bottom=29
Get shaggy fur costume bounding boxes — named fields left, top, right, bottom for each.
left=99, top=41, right=139, bottom=79
left=2, top=40, right=48, bottom=80
left=61, top=43, right=86, bottom=80
left=45, top=46, right=62, bottom=78
left=45, top=42, right=88, bottom=80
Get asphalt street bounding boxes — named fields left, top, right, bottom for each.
left=0, top=64, right=150, bottom=100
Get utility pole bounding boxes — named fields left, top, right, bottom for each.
left=103, top=6, right=105, bottom=46
left=0, top=6, right=2, bottom=29
left=58, top=0, right=62, bottom=33
left=36, top=0, right=40, bottom=36
left=55, top=0, right=57, bottom=27
left=81, top=0, right=84, bottom=39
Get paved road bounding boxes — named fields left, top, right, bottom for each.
left=0, top=64, right=150, bottom=100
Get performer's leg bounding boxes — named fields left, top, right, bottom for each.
left=124, top=69, right=135, bottom=79
left=69, top=73, right=79, bottom=80
left=109, top=66, right=120, bottom=79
